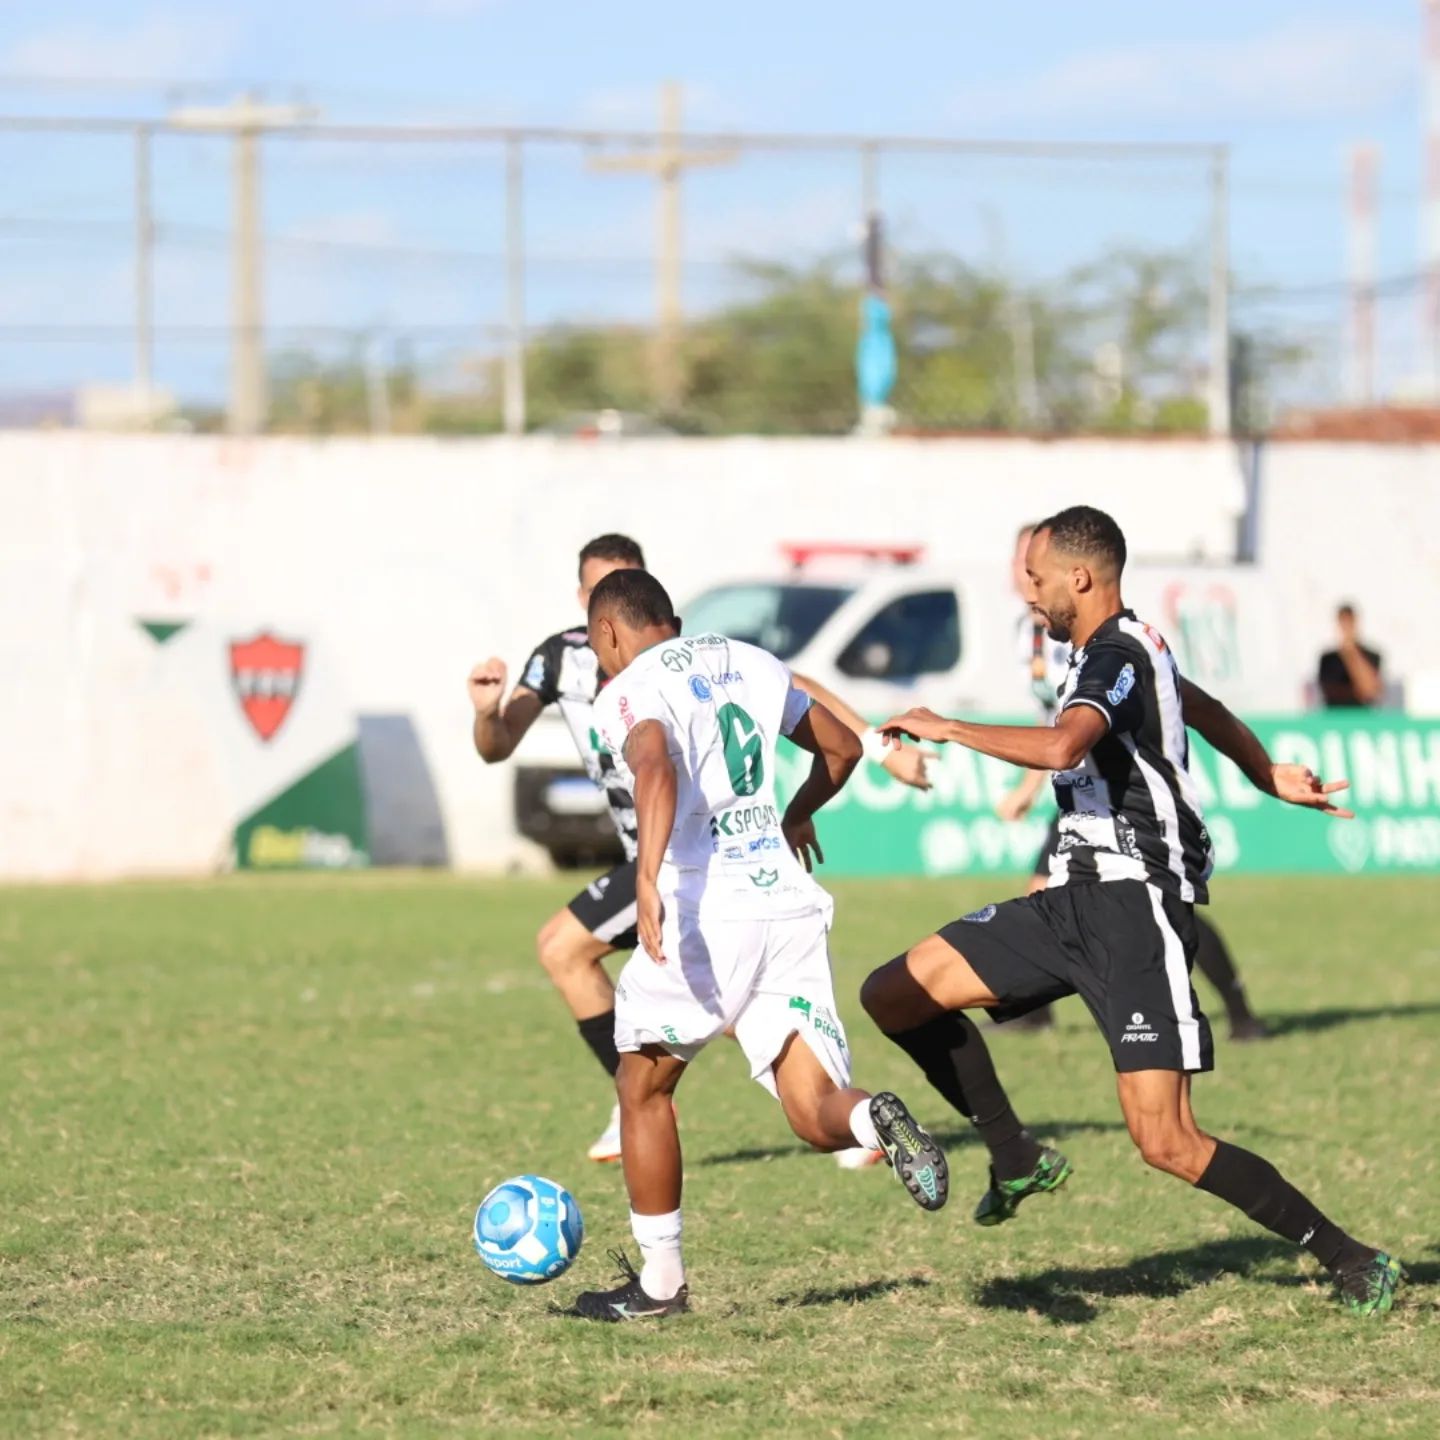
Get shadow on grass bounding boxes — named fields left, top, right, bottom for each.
left=978, top=1236, right=1437, bottom=1325
left=775, top=1275, right=932, bottom=1309
left=978, top=1236, right=1294, bottom=1325
left=1262, top=1001, right=1440, bottom=1037
left=696, top=1118, right=1125, bottom=1168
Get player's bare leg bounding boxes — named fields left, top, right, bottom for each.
left=772, top=1032, right=949, bottom=1209
left=535, top=907, right=617, bottom=1020
left=1116, top=1069, right=1403, bottom=1314
left=617, top=1046, right=686, bottom=1215
left=862, top=935, right=1071, bottom=1222
left=534, top=907, right=627, bottom=1161
left=860, top=932, right=1001, bottom=1030
left=574, top=1045, right=690, bottom=1322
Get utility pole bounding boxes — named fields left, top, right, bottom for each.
left=1425, top=0, right=1440, bottom=396
left=1206, top=147, right=1231, bottom=437
left=504, top=134, right=526, bottom=436
left=170, top=94, right=317, bottom=436
left=133, top=125, right=154, bottom=415
left=588, top=82, right=736, bottom=414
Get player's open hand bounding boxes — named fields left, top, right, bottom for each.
left=883, top=744, right=937, bottom=791
left=879, top=707, right=952, bottom=748
left=783, top=815, right=824, bottom=872
left=468, top=658, right=507, bottom=716
left=636, top=876, right=667, bottom=964
left=1270, top=763, right=1355, bottom=819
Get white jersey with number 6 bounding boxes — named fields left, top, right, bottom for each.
left=591, top=633, right=826, bottom=920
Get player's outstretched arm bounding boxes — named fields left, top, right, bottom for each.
left=781, top=703, right=862, bottom=872
left=468, top=659, right=544, bottom=763
left=791, top=671, right=935, bottom=791
left=623, top=719, right=679, bottom=963
left=879, top=704, right=1106, bottom=773
left=1180, top=677, right=1355, bottom=819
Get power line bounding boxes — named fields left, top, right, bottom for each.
left=0, top=111, right=1224, bottom=159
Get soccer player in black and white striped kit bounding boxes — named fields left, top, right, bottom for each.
left=861, top=506, right=1402, bottom=1315
left=997, top=521, right=1270, bottom=1041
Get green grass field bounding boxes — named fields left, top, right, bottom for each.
left=3, top=874, right=1438, bottom=1438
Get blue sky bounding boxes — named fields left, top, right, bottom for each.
left=0, top=1, right=1430, bottom=404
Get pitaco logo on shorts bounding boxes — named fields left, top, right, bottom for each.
left=229, top=632, right=304, bottom=743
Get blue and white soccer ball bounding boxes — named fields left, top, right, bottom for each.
left=473, top=1174, right=584, bottom=1285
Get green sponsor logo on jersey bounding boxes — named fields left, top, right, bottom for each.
left=749, top=867, right=779, bottom=888
left=717, top=702, right=764, bottom=796
left=709, top=803, right=779, bottom=839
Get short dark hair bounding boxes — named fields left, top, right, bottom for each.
left=588, top=568, right=677, bottom=630
left=1337, top=602, right=1357, bottom=620
left=578, top=533, right=645, bottom=579
left=1036, top=505, right=1127, bottom=576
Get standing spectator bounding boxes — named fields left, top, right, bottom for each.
left=1317, top=604, right=1384, bottom=708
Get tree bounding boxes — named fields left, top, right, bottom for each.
left=254, top=246, right=1304, bottom=437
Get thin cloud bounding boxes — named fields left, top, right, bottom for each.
left=954, top=18, right=1417, bottom=128
left=3, top=10, right=240, bottom=82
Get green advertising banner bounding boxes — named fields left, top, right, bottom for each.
left=775, top=713, right=1440, bottom=878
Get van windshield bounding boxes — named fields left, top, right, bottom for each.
left=681, top=583, right=853, bottom=661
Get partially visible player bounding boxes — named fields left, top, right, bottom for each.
left=861, top=507, right=1402, bottom=1316
left=571, top=570, right=948, bottom=1322
left=997, top=522, right=1270, bottom=1042
left=469, top=534, right=648, bottom=1163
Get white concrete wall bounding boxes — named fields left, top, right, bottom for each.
left=1258, top=443, right=1440, bottom=714
left=3, top=429, right=1429, bottom=879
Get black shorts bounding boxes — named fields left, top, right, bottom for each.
left=939, top=880, right=1214, bottom=1073
left=1031, top=816, right=1061, bottom=878
left=567, top=861, right=639, bottom=951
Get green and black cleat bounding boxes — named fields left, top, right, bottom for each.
left=1336, top=1252, right=1405, bottom=1316
left=974, top=1145, right=1072, bottom=1227
left=571, top=1249, right=690, bottom=1323
left=869, top=1091, right=949, bottom=1211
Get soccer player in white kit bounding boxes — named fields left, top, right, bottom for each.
left=571, top=569, right=949, bottom=1322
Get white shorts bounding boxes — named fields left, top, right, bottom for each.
left=613, top=905, right=851, bottom=1100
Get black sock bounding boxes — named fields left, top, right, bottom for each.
left=885, top=1013, right=1042, bottom=1181
left=1195, top=1140, right=1376, bottom=1274
left=1193, top=915, right=1254, bottom=1025
left=577, top=1010, right=621, bottom=1079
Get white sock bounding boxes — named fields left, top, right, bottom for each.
left=848, top=1097, right=880, bottom=1152
left=629, top=1208, right=685, bottom=1300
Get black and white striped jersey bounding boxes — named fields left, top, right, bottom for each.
left=1049, top=610, right=1214, bottom=903
left=519, top=627, right=638, bottom=860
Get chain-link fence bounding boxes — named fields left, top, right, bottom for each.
left=0, top=113, right=1243, bottom=436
